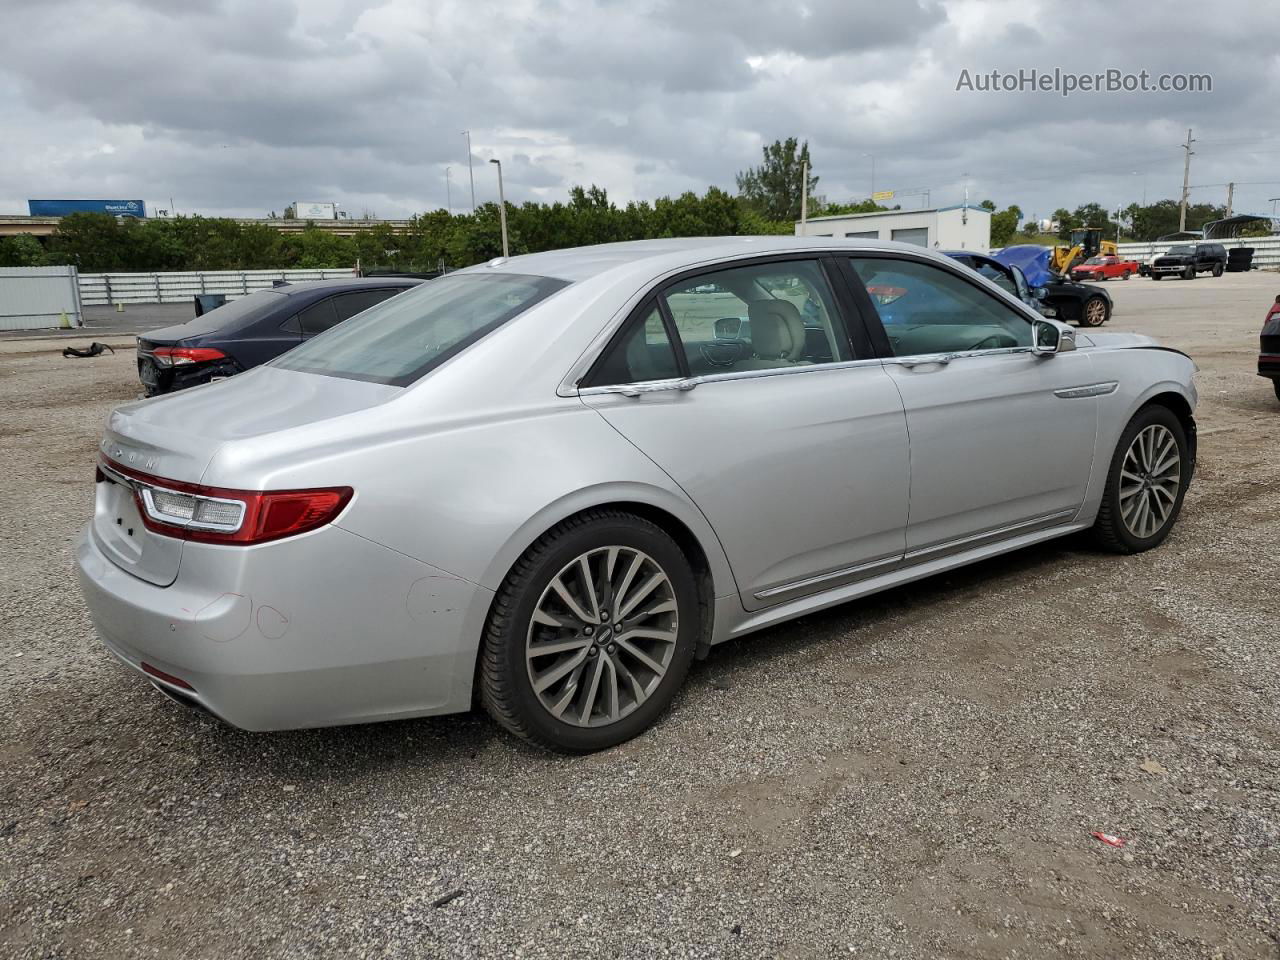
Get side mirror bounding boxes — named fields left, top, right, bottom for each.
left=1031, top=319, right=1062, bottom=356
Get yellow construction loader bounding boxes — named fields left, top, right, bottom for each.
left=1050, top=227, right=1118, bottom=275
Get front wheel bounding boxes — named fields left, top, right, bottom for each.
left=1151, top=274, right=1162, bottom=281
left=1092, top=405, right=1190, bottom=553
left=480, top=510, right=700, bottom=752
left=1183, top=266, right=1195, bottom=280
left=1081, top=296, right=1109, bottom=327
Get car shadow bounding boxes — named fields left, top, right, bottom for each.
left=156, top=534, right=1090, bottom=779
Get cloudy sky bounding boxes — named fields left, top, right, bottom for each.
left=1, top=0, right=1278, bottom=223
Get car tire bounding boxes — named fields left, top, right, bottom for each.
left=1273, top=380, right=1280, bottom=403
left=1212, top=263, right=1223, bottom=277
left=480, top=509, right=700, bottom=752
left=1183, top=266, right=1195, bottom=280
left=1092, top=405, right=1190, bottom=554
left=1121, top=270, right=1132, bottom=280
left=1151, top=274, right=1162, bottom=281
left=1081, top=296, right=1109, bottom=327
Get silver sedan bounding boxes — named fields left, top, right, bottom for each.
left=76, top=237, right=1197, bottom=751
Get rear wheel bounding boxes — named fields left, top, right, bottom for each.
left=1212, top=263, right=1224, bottom=277
left=1273, top=380, right=1280, bottom=403
left=1081, top=296, right=1109, bottom=327
left=1092, top=405, right=1189, bottom=553
left=480, top=510, right=699, bottom=752
left=1121, top=270, right=1132, bottom=280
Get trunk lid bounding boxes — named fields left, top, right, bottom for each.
left=93, top=365, right=402, bottom=586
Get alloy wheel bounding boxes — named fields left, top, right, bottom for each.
left=525, top=546, right=679, bottom=727
left=1084, top=298, right=1107, bottom=325
left=1119, top=424, right=1181, bottom=539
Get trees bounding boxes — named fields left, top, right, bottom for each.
left=23, top=182, right=814, bottom=273
left=736, top=137, right=818, bottom=223
left=0, top=234, right=44, bottom=267
left=989, top=204, right=1023, bottom=247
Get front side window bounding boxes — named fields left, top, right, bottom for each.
left=850, top=257, right=1033, bottom=357
left=660, top=259, right=853, bottom=377
left=274, top=273, right=568, bottom=386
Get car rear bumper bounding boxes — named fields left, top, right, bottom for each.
left=75, top=522, right=493, bottom=730
left=1259, top=353, right=1280, bottom=380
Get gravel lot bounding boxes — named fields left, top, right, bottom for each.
left=2, top=272, right=1278, bottom=959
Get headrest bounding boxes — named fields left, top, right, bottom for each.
left=746, top=299, right=806, bottom=361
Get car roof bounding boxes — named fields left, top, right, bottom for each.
left=940, top=250, right=1002, bottom=267
left=453, top=236, right=964, bottom=283
left=277, top=277, right=423, bottom=295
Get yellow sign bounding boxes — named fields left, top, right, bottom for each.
left=872, top=190, right=895, bottom=202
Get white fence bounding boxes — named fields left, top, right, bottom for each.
left=1116, top=235, right=1280, bottom=270
left=78, top=268, right=358, bottom=306
left=0, top=265, right=83, bottom=331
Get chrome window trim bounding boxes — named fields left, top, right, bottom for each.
left=577, top=356, right=889, bottom=397
left=561, top=248, right=1074, bottom=397
left=558, top=251, right=861, bottom=397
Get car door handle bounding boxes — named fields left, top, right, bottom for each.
left=597, top=379, right=698, bottom=398
left=889, top=353, right=956, bottom=368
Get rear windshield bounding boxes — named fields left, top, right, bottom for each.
left=273, top=272, right=569, bottom=386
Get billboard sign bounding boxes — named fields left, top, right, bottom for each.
left=28, top=199, right=146, bottom=218
left=293, top=202, right=337, bottom=220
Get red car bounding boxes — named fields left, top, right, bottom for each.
left=1070, top=255, right=1140, bottom=281
left=1260, top=294, right=1280, bottom=403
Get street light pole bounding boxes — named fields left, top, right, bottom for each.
left=462, top=130, right=476, bottom=213
left=445, top=166, right=452, bottom=215
left=489, top=158, right=509, bottom=258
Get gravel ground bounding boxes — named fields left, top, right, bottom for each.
left=1, top=271, right=1278, bottom=959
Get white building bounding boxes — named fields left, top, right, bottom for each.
left=794, top=204, right=992, bottom=252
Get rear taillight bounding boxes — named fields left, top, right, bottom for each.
left=151, top=346, right=227, bottom=367
left=100, top=456, right=352, bottom=545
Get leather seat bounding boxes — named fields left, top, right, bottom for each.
left=740, top=299, right=809, bottom=369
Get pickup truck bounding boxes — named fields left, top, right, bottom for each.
left=1069, top=255, right=1140, bottom=281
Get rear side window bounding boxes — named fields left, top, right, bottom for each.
left=273, top=273, right=568, bottom=386
left=332, top=289, right=403, bottom=324
left=587, top=306, right=681, bottom=385
left=296, top=298, right=339, bottom=336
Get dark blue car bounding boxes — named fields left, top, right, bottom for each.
left=136, top=277, right=421, bottom=395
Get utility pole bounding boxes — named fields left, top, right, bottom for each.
left=1225, top=182, right=1234, bottom=219
left=462, top=130, right=476, bottom=213
left=799, top=158, right=808, bottom=232
left=445, top=167, right=452, bottom=215
left=1178, top=128, right=1196, bottom=233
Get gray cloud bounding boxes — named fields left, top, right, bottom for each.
left=1, top=0, right=1277, bottom=221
